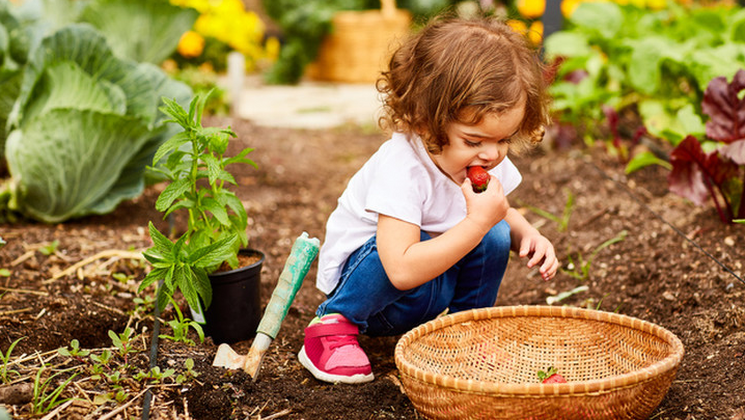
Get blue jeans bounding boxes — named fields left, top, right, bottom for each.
left=317, top=220, right=511, bottom=336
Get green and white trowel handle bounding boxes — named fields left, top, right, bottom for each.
left=242, top=232, right=320, bottom=378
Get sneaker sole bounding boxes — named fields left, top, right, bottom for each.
left=298, top=346, right=374, bottom=384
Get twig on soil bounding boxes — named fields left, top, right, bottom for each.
left=38, top=399, right=74, bottom=420
left=260, top=408, right=293, bottom=420
left=0, top=307, right=33, bottom=317
left=89, top=300, right=126, bottom=316
left=10, top=250, right=35, bottom=267
left=98, top=387, right=150, bottom=420
left=72, top=380, right=94, bottom=406
left=0, top=287, right=48, bottom=296
left=42, top=249, right=144, bottom=284
left=7, top=349, right=59, bottom=368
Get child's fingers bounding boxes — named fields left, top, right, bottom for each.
left=539, top=256, right=559, bottom=281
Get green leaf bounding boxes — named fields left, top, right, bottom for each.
left=224, top=192, right=247, bottom=222
left=224, top=147, right=257, bottom=167
left=5, top=110, right=152, bottom=223
left=23, top=60, right=126, bottom=123
left=159, top=96, right=192, bottom=129
left=570, top=2, right=623, bottom=40
left=191, top=266, right=212, bottom=309
left=147, top=221, right=175, bottom=258
left=153, top=131, right=190, bottom=166
left=79, top=0, right=199, bottom=64
left=187, top=235, right=238, bottom=268
left=543, top=32, right=591, bottom=60
left=155, top=177, right=191, bottom=212
left=201, top=154, right=221, bottom=185
left=175, top=265, right=200, bottom=311
left=201, top=197, right=230, bottom=226
left=163, top=198, right=195, bottom=217
left=625, top=151, right=672, bottom=174
left=138, top=267, right=167, bottom=292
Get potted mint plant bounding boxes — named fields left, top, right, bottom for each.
left=139, top=91, right=263, bottom=344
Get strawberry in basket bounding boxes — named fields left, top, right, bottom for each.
left=537, top=366, right=567, bottom=384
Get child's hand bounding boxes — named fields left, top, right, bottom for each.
left=517, top=233, right=559, bottom=281
left=462, top=175, right=510, bottom=231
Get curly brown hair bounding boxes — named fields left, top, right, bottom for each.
left=377, top=15, right=551, bottom=154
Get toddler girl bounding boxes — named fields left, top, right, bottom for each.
left=299, top=14, right=559, bottom=384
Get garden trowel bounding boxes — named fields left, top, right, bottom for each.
left=212, top=232, right=320, bottom=380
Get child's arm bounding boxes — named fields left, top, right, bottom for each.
left=503, top=208, right=559, bottom=281
left=376, top=177, right=510, bottom=291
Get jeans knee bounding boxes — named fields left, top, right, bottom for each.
left=481, top=220, right=511, bottom=256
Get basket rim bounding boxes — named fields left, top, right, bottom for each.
left=394, top=305, right=685, bottom=397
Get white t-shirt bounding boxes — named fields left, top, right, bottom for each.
left=315, top=132, right=522, bottom=295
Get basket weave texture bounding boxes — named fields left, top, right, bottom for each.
left=306, top=0, right=411, bottom=84
left=394, top=305, right=684, bottom=420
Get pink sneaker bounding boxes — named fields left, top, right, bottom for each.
left=298, top=314, right=374, bottom=384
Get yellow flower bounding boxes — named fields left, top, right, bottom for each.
left=561, top=0, right=581, bottom=18
left=646, top=0, right=667, bottom=9
left=177, top=30, right=205, bottom=58
left=516, top=0, right=545, bottom=19
left=506, top=19, right=528, bottom=35
left=528, top=20, right=543, bottom=45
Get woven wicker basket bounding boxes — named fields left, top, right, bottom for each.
left=306, top=0, right=411, bottom=84
left=395, top=305, right=684, bottom=420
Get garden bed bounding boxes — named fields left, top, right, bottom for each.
left=1, top=117, right=743, bottom=419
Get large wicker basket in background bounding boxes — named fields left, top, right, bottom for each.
left=306, top=0, right=411, bottom=84
left=395, top=305, right=684, bottom=420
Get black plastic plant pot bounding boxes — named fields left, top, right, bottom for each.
left=201, top=249, right=264, bottom=345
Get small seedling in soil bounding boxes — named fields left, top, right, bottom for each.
left=159, top=296, right=205, bottom=345
left=135, top=366, right=175, bottom=385
left=57, top=339, right=90, bottom=361
left=109, top=328, right=137, bottom=362
left=563, top=230, right=628, bottom=280
left=176, top=358, right=200, bottom=384
left=537, top=366, right=567, bottom=384
left=31, top=366, right=78, bottom=415
left=88, top=350, right=114, bottom=378
left=517, top=189, right=574, bottom=232
left=0, top=337, right=24, bottom=384
left=37, top=240, right=59, bottom=256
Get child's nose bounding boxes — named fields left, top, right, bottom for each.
left=478, top=142, right=501, bottom=161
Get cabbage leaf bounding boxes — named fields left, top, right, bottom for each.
left=5, top=110, right=152, bottom=222
left=79, top=0, right=198, bottom=64
left=3, top=24, right=192, bottom=223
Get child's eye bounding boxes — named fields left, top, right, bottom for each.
left=464, top=139, right=481, bottom=148
left=500, top=137, right=513, bottom=144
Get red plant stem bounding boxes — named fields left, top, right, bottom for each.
left=705, top=177, right=730, bottom=224
left=739, top=170, right=745, bottom=220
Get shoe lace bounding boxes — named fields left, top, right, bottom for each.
left=326, top=334, right=358, bottom=351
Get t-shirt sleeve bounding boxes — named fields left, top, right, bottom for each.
left=363, top=151, right=426, bottom=227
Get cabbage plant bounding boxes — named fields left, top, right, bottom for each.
left=3, top=24, right=192, bottom=223
left=79, top=0, right=199, bottom=64
left=0, top=1, right=30, bottom=155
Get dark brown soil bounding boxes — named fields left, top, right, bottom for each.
left=1, top=116, right=744, bottom=419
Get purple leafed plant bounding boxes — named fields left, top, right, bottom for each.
left=668, top=69, right=745, bottom=224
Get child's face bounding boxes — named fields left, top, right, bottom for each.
left=431, top=101, right=526, bottom=185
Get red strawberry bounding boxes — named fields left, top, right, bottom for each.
left=467, top=166, right=490, bottom=193
left=537, top=366, right=567, bottom=384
